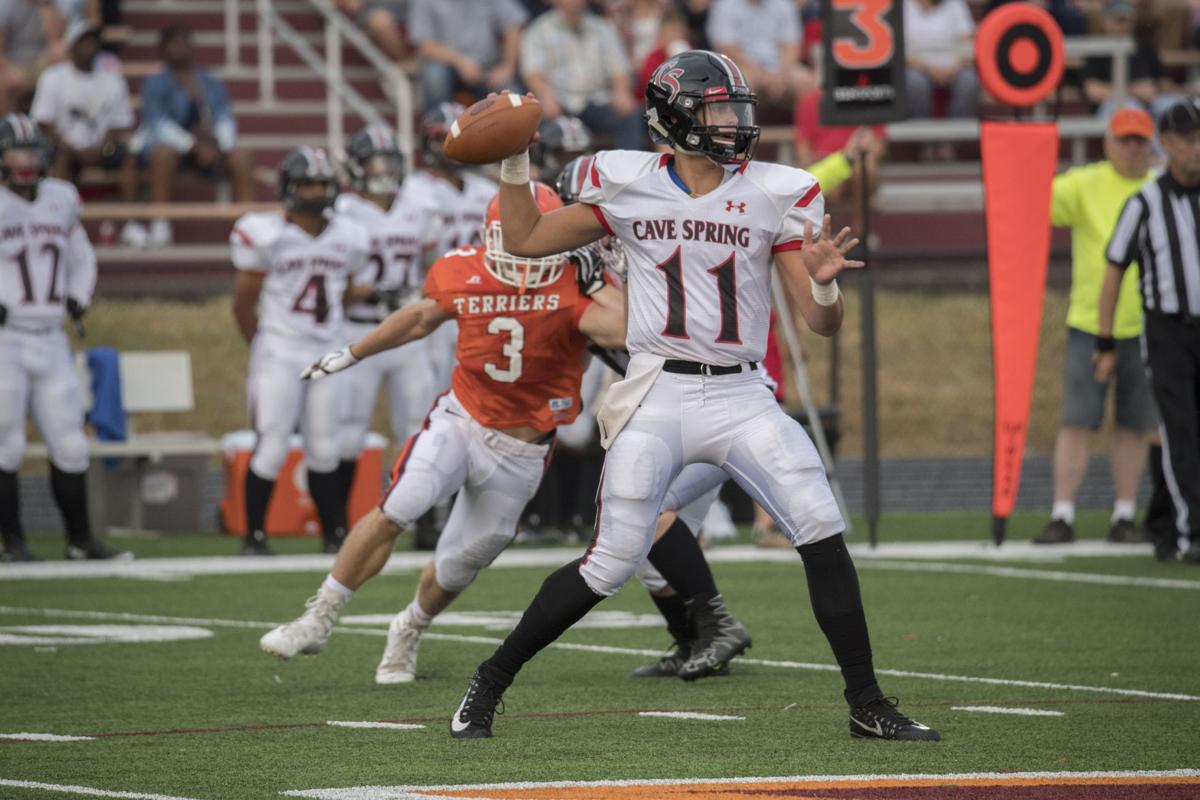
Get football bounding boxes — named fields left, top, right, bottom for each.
left=443, top=92, right=543, bottom=165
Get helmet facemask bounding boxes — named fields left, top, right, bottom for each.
left=483, top=220, right=565, bottom=292
left=2, top=146, right=43, bottom=196
left=285, top=178, right=337, bottom=216
left=354, top=152, right=404, bottom=196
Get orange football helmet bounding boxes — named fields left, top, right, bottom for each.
left=483, top=181, right=566, bottom=290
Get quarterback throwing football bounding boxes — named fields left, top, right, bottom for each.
left=448, top=51, right=941, bottom=742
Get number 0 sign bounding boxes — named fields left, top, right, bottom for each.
left=820, top=0, right=909, bottom=125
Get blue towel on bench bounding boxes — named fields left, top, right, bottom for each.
left=86, top=348, right=126, bottom=466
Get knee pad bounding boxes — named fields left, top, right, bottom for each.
left=304, top=432, right=339, bottom=474
left=49, top=430, right=89, bottom=474
left=634, top=561, right=668, bottom=593
left=249, top=434, right=288, bottom=480
left=0, top=430, right=25, bottom=472
left=434, top=529, right=512, bottom=593
left=380, top=461, right=441, bottom=526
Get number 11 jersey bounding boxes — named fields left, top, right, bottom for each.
left=578, top=150, right=824, bottom=366
left=230, top=211, right=370, bottom=342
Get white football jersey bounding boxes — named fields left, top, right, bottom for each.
left=230, top=210, right=369, bottom=341
left=401, top=169, right=497, bottom=264
left=333, top=192, right=438, bottom=322
left=578, top=150, right=824, bottom=365
left=0, top=179, right=97, bottom=331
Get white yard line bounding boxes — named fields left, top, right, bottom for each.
left=856, top=559, right=1200, bottom=590
left=282, top=769, right=1200, bottom=799
left=1, top=606, right=1195, bottom=703
left=638, top=712, right=744, bottom=721
left=326, top=721, right=425, bottom=731
left=951, top=706, right=1065, bottom=717
left=0, top=779, right=201, bottom=800
left=0, top=540, right=1166, bottom=582
left=0, top=732, right=95, bottom=742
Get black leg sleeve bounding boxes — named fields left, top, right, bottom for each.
left=49, top=465, right=92, bottom=546
left=796, top=533, right=880, bottom=705
left=0, top=469, right=25, bottom=546
left=646, top=516, right=718, bottom=598
left=481, top=558, right=604, bottom=686
left=244, top=469, right=275, bottom=540
left=307, top=468, right=348, bottom=543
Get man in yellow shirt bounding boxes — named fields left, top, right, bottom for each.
left=1035, top=109, right=1160, bottom=544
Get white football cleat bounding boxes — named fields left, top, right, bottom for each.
left=260, top=593, right=341, bottom=659
left=375, top=609, right=423, bottom=684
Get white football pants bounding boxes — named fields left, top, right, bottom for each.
left=0, top=328, right=88, bottom=473
left=582, top=368, right=843, bottom=596
left=380, top=392, right=551, bottom=593
left=247, top=330, right=347, bottom=478
left=633, top=462, right=727, bottom=593
left=338, top=321, right=437, bottom=459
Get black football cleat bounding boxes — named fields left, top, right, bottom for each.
left=241, top=530, right=275, bottom=556
left=633, top=642, right=689, bottom=678
left=849, top=696, right=940, bottom=741
left=677, top=594, right=751, bottom=681
left=1, top=542, right=42, bottom=562
left=450, top=669, right=506, bottom=739
left=65, top=538, right=132, bottom=561
left=1032, top=518, right=1074, bottom=545
left=1107, top=519, right=1149, bottom=543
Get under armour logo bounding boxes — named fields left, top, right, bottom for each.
left=725, top=201, right=746, bottom=214
left=466, top=275, right=481, bottom=285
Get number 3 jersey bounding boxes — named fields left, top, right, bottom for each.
left=230, top=211, right=370, bottom=342
left=423, top=246, right=592, bottom=433
left=0, top=179, right=96, bottom=331
left=578, top=150, right=824, bottom=365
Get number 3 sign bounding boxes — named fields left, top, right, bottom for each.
left=820, top=0, right=909, bottom=125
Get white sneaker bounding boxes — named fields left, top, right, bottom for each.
left=118, top=221, right=148, bottom=248
left=260, top=592, right=341, bottom=659
left=147, top=217, right=173, bottom=247
left=375, top=609, right=423, bottom=684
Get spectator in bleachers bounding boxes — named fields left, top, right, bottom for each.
left=336, top=0, right=408, bottom=62
left=1083, top=0, right=1182, bottom=122
left=903, top=0, right=979, bottom=125
left=521, top=0, right=643, bottom=150
left=610, top=0, right=669, bottom=70
left=0, top=0, right=61, bottom=114
left=125, top=27, right=255, bottom=248
left=30, top=19, right=136, bottom=201
left=704, top=0, right=811, bottom=110
left=409, top=0, right=526, bottom=111
left=637, top=6, right=692, bottom=100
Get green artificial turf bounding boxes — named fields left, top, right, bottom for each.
left=1, top=538, right=1197, bottom=799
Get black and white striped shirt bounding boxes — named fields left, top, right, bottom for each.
left=1106, top=172, right=1200, bottom=318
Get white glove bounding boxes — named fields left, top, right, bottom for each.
left=300, top=346, right=358, bottom=381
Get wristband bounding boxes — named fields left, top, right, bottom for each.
left=810, top=277, right=840, bottom=306
left=1095, top=335, right=1116, bottom=353
left=499, top=150, right=530, bottom=185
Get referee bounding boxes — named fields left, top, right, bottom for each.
left=1098, top=99, right=1200, bottom=564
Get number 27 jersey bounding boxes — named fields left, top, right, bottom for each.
left=578, top=150, right=824, bottom=365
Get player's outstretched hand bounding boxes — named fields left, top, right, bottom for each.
left=801, top=214, right=864, bottom=286
left=300, top=346, right=358, bottom=381
left=569, top=245, right=606, bottom=296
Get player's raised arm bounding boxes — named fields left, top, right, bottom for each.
left=774, top=214, right=862, bottom=338
left=497, top=150, right=606, bottom=257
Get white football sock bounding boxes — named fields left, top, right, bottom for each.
left=320, top=574, right=354, bottom=607
left=1112, top=500, right=1136, bottom=522
left=406, top=598, right=434, bottom=629
left=1050, top=501, right=1075, bottom=524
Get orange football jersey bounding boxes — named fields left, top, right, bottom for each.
left=423, top=246, right=592, bottom=432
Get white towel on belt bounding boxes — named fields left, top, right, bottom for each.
left=595, top=352, right=665, bottom=449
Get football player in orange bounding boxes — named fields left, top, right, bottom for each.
left=259, top=182, right=626, bottom=683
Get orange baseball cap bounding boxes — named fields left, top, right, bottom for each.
left=1109, top=108, right=1154, bottom=139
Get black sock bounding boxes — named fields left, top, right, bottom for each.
left=646, top=517, right=718, bottom=598
left=244, top=469, right=275, bottom=540
left=796, top=534, right=879, bottom=705
left=481, top=558, right=604, bottom=686
left=650, top=592, right=693, bottom=643
left=337, top=459, right=358, bottom=502
left=0, top=469, right=25, bottom=547
left=1144, top=444, right=1174, bottom=538
left=49, top=465, right=92, bottom=546
left=308, top=468, right=348, bottom=542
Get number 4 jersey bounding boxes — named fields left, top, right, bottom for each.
left=230, top=211, right=370, bottom=341
left=0, top=179, right=96, bottom=331
left=578, top=150, right=824, bottom=365
left=423, top=245, right=592, bottom=433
